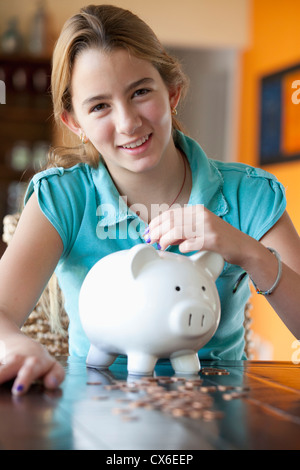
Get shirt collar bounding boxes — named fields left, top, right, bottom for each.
left=92, top=131, right=228, bottom=227
left=91, top=159, right=137, bottom=227
left=175, top=131, right=228, bottom=217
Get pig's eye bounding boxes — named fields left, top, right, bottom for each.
left=175, top=286, right=181, bottom=291
left=202, top=286, right=206, bottom=291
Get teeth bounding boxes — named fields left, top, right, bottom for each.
left=122, top=134, right=149, bottom=149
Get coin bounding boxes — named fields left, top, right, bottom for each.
left=217, top=385, right=235, bottom=392
left=222, top=392, right=248, bottom=400
left=112, top=407, right=131, bottom=414
left=121, top=415, right=139, bottom=422
left=200, top=386, right=217, bottom=393
left=203, top=410, right=224, bottom=421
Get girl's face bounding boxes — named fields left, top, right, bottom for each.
left=63, top=48, right=180, bottom=176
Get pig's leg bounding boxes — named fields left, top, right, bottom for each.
left=127, top=352, right=157, bottom=376
left=86, top=345, right=117, bottom=369
left=170, top=351, right=200, bottom=374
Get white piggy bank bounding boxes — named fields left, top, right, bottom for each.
left=79, top=244, right=224, bottom=375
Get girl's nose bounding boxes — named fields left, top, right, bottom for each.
left=115, top=106, right=142, bottom=135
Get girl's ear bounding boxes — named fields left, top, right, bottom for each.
left=169, top=85, right=181, bottom=111
left=60, top=111, right=81, bottom=137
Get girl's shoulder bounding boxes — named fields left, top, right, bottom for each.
left=30, top=162, right=94, bottom=186
left=209, top=159, right=281, bottom=185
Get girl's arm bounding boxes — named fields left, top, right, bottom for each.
left=0, top=193, right=65, bottom=394
left=244, top=211, right=300, bottom=336
left=147, top=207, right=300, bottom=339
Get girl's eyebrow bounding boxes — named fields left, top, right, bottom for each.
left=82, top=77, right=154, bottom=108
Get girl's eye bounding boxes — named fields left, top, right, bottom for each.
left=91, top=103, right=109, bottom=113
left=133, top=88, right=150, bottom=98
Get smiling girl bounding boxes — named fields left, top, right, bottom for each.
left=0, top=4, right=299, bottom=395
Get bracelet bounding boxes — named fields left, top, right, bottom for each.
left=251, top=247, right=282, bottom=296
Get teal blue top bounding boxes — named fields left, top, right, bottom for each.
left=24, top=131, right=286, bottom=360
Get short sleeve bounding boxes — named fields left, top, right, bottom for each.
left=24, top=165, right=88, bottom=258
left=236, top=166, right=286, bottom=240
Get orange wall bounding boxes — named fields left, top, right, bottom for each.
left=238, top=0, right=300, bottom=360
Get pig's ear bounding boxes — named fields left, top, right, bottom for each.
left=190, top=251, right=224, bottom=281
left=130, top=244, right=160, bottom=279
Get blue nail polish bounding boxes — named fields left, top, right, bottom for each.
left=157, top=243, right=162, bottom=250
left=145, top=237, right=151, bottom=244
left=13, top=384, right=24, bottom=394
left=48, top=376, right=59, bottom=388
left=143, top=227, right=150, bottom=236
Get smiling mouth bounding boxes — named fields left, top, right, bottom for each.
left=121, top=134, right=151, bottom=149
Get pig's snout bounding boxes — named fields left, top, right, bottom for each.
left=169, top=300, right=214, bottom=338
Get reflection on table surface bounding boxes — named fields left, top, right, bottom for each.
left=0, top=356, right=299, bottom=450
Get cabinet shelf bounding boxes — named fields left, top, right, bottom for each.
left=0, top=54, right=53, bottom=255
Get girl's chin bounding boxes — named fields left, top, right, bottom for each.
left=127, top=152, right=164, bottom=174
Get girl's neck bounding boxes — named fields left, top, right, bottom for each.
left=105, top=145, right=192, bottom=223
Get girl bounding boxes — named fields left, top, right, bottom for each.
left=0, top=4, right=299, bottom=395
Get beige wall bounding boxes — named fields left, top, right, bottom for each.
left=0, top=0, right=250, bottom=51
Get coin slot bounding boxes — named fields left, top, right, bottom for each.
left=188, top=313, right=192, bottom=326
left=201, top=314, right=205, bottom=327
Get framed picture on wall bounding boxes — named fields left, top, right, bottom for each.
left=259, top=63, right=300, bottom=165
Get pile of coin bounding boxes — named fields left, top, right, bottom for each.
left=89, top=375, right=222, bottom=422
left=125, top=377, right=219, bottom=420
left=87, top=367, right=250, bottom=422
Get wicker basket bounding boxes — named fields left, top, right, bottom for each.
left=2, top=213, right=69, bottom=356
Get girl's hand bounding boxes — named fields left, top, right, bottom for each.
left=0, top=334, right=65, bottom=395
left=146, top=205, right=256, bottom=269
left=0, top=193, right=65, bottom=396
left=146, top=206, right=300, bottom=339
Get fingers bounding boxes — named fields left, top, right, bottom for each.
left=0, top=353, right=65, bottom=396
left=179, top=237, right=204, bottom=253
left=12, top=356, right=47, bottom=395
left=145, top=205, right=205, bottom=251
left=43, top=360, right=65, bottom=390
left=13, top=357, right=65, bottom=395
left=0, top=354, right=25, bottom=386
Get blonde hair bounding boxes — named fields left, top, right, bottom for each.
left=47, top=3, right=189, bottom=169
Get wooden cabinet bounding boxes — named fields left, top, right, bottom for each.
left=0, top=55, right=53, bottom=256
